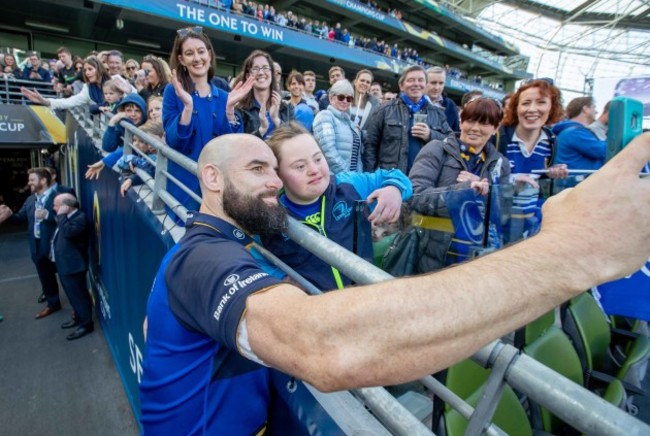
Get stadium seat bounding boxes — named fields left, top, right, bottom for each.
left=563, top=293, right=649, bottom=393
left=513, top=309, right=556, bottom=348
left=433, top=359, right=533, bottom=436
left=524, top=326, right=627, bottom=433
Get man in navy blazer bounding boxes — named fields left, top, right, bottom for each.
left=52, top=193, right=93, bottom=340
left=0, top=168, right=61, bottom=318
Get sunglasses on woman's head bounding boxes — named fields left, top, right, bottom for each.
left=334, top=95, right=354, bottom=103
left=177, top=26, right=204, bottom=37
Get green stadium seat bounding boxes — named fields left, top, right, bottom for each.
left=434, top=358, right=533, bottom=436
left=524, top=326, right=628, bottom=433
left=563, top=293, right=649, bottom=393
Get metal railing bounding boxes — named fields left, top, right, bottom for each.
left=66, top=106, right=650, bottom=435
left=1, top=77, right=58, bottom=104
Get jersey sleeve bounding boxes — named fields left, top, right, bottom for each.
left=165, top=240, right=282, bottom=352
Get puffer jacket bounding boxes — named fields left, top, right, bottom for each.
left=362, top=97, right=452, bottom=173
left=313, top=105, right=362, bottom=174
left=408, top=135, right=510, bottom=273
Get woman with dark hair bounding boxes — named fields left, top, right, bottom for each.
left=409, top=97, right=511, bottom=272
left=20, top=56, right=115, bottom=110
left=497, top=79, right=568, bottom=180
left=163, top=26, right=253, bottom=214
left=137, top=55, right=170, bottom=101
left=234, top=49, right=294, bottom=138
left=350, top=69, right=379, bottom=130
left=285, top=71, right=314, bottom=132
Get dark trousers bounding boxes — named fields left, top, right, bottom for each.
left=59, top=271, right=92, bottom=327
left=34, top=256, right=60, bottom=308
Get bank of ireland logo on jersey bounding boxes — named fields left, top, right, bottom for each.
left=224, top=274, right=239, bottom=286
left=233, top=229, right=245, bottom=239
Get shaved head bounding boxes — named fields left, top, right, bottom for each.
left=198, top=134, right=268, bottom=191
left=197, top=133, right=285, bottom=236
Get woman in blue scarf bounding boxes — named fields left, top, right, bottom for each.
left=21, top=56, right=116, bottom=111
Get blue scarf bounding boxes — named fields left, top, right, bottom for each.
left=400, top=92, right=427, bottom=114
left=88, top=82, right=105, bottom=105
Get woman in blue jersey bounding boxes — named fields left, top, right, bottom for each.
left=163, top=26, right=254, bottom=215
left=496, top=79, right=568, bottom=181
left=21, top=56, right=113, bottom=112
left=496, top=79, right=568, bottom=242
left=264, top=122, right=412, bottom=291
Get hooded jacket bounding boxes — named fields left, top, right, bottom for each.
left=552, top=120, right=606, bottom=170
left=263, top=169, right=412, bottom=291
left=101, top=93, right=148, bottom=168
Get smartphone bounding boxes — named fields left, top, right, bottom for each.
left=607, top=96, right=643, bottom=161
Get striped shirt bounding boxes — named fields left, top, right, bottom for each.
left=506, top=130, right=551, bottom=175
left=506, top=131, right=549, bottom=237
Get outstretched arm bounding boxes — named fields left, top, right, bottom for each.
left=246, top=133, right=650, bottom=392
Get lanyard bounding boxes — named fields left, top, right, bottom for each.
left=301, top=196, right=345, bottom=290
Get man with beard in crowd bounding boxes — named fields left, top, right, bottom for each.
left=0, top=168, right=61, bottom=317
left=140, top=132, right=650, bottom=434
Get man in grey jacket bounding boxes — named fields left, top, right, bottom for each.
left=363, top=65, right=452, bottom=174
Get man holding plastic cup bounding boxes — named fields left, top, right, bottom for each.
left=363, top=65, right=452, bottom=174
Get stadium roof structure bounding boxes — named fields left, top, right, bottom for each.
left=441, top=0, right=650, bottom=96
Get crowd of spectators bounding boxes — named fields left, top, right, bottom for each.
left=0, top=24, right=628, bottom=434
left=5, top=31, right=607, bottom=238
left=183, top=0, right=503, bottom=89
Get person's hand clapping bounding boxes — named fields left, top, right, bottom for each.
left=171, top=69, right=193, bottom=108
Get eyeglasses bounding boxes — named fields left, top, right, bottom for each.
left=250, top=66, right=272, bottom=74
left=334, top=95, right=354, bottom=103
left=126, top=66, right=137, bottom=71
left=177, top=26, right=203, bottom=37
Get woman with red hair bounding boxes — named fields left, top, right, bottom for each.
left=497, top=79, right=568, bottom=180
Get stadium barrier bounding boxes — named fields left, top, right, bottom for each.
left=63, top=105, right=649, bottom=435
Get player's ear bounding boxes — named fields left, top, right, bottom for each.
left=199, top=163, right=223, bottom=193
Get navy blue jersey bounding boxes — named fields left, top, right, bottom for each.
left=139, top=213, right=281, bottom=434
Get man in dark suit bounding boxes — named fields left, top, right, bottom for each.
left=31, top=166, right=75, bottom=304
left=0, top=168, right=61, bottom=318
left=52, top=193, right=93, bottom=340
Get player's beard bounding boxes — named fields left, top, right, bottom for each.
left=222, top=179, right=287, bottom=237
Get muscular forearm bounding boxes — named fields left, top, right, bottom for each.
left=247, top=232, right=592, bottom=392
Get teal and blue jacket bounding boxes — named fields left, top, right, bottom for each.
left=264, top=169, right=412, bottom=291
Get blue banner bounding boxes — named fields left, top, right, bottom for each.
left=67, top=116, right=175, bottom=423
left=96, top=0, right=414, bottom=74
left=594, top=260, right=650, bottom=321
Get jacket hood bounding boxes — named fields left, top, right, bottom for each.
left=551, top=120, right=581, bottom=135
left=116, top=93, right=147, bottom=124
